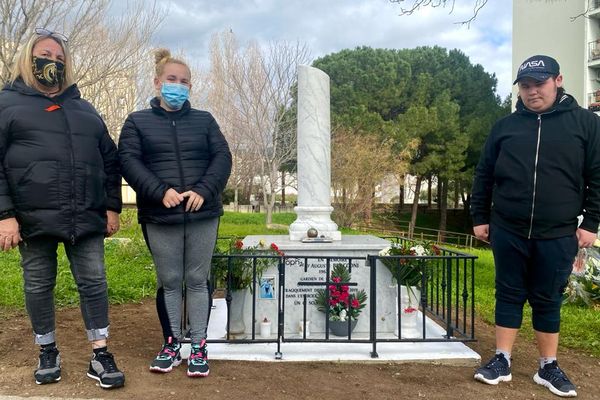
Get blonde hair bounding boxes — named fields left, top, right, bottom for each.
left=9, top=33, right=75, bottom=89
left=154, top=48, right=191, bottom=79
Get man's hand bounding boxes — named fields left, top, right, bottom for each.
left=106, top=211, right=120, bottom=237
left=162, top=188, right=184, bottom=208
left=0, top=217, right=21, bottom=251
left=576, top=228, right=597, bottom=248
left=473, top=224, right=489, bottom=242
left=181, top=190, right=205, bottom=212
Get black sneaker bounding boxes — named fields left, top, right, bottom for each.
left=87, top=351, right=125, bottom=389
left=150, top=338, right=182, bottom=373
left=533, top=361, right=577, bottom=397
left=187, top=340, right=209, bottom=377
left=34, top=346, right=61, bottom=385
left=474, top=353, right=512, bottom=385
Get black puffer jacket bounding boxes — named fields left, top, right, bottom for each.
left=471, top=93, right=600, bottom=239
left=118, top=98, right=232, bottom=224
left=0, top=79, right=122, bottom=242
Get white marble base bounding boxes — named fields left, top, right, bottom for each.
left=180, top=298, right=480, bottom=366
left=288, top=206, right=341, bottom=241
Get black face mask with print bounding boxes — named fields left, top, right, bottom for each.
left=32, top=56, right=65, bottom=88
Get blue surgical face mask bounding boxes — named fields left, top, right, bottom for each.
left=160, top=82, right=190, bottom=110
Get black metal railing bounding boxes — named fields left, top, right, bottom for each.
left=186, top=238, right=477, bottom=359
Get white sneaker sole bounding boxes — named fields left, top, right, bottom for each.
left=149, top=358, right=182, bottom=373
left=86, top=372, right=125, bottom=389
left=186, top=370, right=210, bottom=378
left=35, top=375, right=61, bottom=385
left=474, top=372, right=512, bottom=385
left=533, top=372, right=577, bottom=397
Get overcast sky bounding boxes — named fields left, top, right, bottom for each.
left=144, top=0, right=513, bottom=99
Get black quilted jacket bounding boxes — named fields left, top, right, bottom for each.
left=0, top=79, right=122, bottom=242
left=118, top=97, right=232, bottom=224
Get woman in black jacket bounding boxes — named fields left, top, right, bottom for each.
left=119, top=49, right=232, bottom=378
left=0, top=29, right=124, bottom=389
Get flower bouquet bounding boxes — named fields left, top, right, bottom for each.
left=315, top=263, right=367, bottom=322
left=378, top=241, right=440, bottom=288
left=212, top=238, right=283, bottom=292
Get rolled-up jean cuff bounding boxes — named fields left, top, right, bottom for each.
left=86, top=326, right=109, bottom=341
left=34, top=331, right=56, bottom=345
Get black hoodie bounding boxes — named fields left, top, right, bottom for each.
left=0, top=79, right=122, bottom=242
left=471, top=93, right=600, bottom=239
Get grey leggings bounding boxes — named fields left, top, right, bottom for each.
left=144, top=218, right=218, bottom=342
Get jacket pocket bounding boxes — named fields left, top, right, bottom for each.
left=14, top=161, right=60, bottom=210
left=84, top=164, right=107, bottom=210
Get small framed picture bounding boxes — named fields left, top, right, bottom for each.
left=259, top=276, right=276, bottom=299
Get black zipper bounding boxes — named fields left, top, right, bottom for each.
left=170, top=118, right=187, bottom=219
left=54, top=99, right=77, bottom=244
left=525, top=108, right=557, bottom=239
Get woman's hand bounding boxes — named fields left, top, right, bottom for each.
left=0, top=217, right=21, bottom=251
left=106, top=211, right=120, bottom=237
left=162, top=188, right=184, bottom=208
left=181, top=190, right=204, bottom=212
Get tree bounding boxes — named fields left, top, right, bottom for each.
left=204, top=32, right=258, bottom=210
left=206, top=31, right=310, bottom=225
left=313, top=47, right=414, bottom=224
left=314, top=46, right=503, bottom=233
left=389, top=0, right=488, bottom=25
left=331, top=125, right=414, bottom=228
left=390, top=0, right=593, bottom=24
left=0, top=0, right=162, bottom=140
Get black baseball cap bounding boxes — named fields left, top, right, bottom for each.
left=513, top=55, right=560, bottom=85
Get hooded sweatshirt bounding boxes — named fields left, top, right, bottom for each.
left=471, top=92, right=600, bottom=239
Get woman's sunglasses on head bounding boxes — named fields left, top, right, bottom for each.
left=35, top=28, right=68, bottom=43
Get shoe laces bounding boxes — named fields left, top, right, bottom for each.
left=95, top=351, right=119, bottom=373
left=158, top=341, right=179, bottom=358
left=484, top=354, right=508, bottom=371
left=542, top=361, right=570, bottom=383
left=39, top=347, right=58, bottom=369
left=189, top=341, right=207, bottom=362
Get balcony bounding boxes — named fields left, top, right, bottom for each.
left=590, top=0, right=600, bottom=18
left=588, top=91, right=600, bottom=112
left=589, top=40, right=600, bottom=65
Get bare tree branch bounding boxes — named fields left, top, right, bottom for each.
left=389, top=0, right=488, bottom=26
left=206, top=31, right=310, bottom=224
left=0, top=0, right=164, bottom=140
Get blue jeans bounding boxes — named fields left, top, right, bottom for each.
left=19, top=234, right=110, bottom=345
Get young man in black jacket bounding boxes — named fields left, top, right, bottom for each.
left=471, top=55, right=600, bottom=398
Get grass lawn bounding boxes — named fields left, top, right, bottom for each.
left=0, top=210, right=598, bottom=356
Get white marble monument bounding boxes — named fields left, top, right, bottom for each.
left=241, top=65, right=407, bottom=337
left=288, top=65, right=341, bottom=241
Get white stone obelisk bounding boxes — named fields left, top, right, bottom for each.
left=289, top=65, right=341, bottom=241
